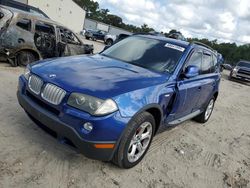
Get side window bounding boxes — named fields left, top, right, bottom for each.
left=185, top=51, right=202, bottom=71
left=16, top=18, right=31, bottom=31
left=35, top=22, right=54, bottom=34
left=201, top=54, right=212, bottom=74
left=211, top=54, right=218, bottom=72
left=60, top=27, right=81, bottom=45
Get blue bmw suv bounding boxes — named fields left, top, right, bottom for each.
left=17, top=35, right=220, bottom=168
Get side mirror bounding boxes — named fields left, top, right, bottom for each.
left=185, top=65, right=199, bottom=78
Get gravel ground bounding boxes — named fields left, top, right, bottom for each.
left=0, top=42, right=250, bottom=188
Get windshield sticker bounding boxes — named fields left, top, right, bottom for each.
left=164, top=43, right=185, bottom=52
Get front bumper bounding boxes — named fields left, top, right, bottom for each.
left=17, top=76, right=129, bottom=161
left=231, top=72, right=250, bottom=82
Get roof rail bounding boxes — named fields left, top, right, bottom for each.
left=192, top=41, right=214, bottom=51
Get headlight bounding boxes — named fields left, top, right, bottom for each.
left=233, top=67, right=238, bottom=72
left=67, top=93, right=118, bottom=116
left=24, top=66, right=30, bottom=80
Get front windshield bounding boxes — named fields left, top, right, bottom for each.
left=238, top=61, right=250, bottom=68
left=101, top=36, right=185, bottom=73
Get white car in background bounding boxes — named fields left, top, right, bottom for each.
left=104, top=34, right=117, bottom=46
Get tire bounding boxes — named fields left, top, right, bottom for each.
left=17, top=51, right=36, bottom=66
left=220, top=66, right=224, bottom=72
left=228, top=72, right=233, bottom=80
left=194, top=97, right=215, bottom=123
left=112, top=111, right=155, bottom=169
left=106, top=39, right=113, bottom=46
left=86, top=37, right=90, bottom=40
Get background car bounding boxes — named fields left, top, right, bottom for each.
left=221, top=63, right=232, bottom=71
left=168, top=32, right=186, bottom=41
left=229, top=60, right=250, bottom=82
left=104, top=34, right=116, bottom=46
left=85, top=29, right=107, bottom=41
left=79, top=28, right=86, bottom=36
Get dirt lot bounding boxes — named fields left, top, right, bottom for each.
left=0, top=41, right=250, bottom=188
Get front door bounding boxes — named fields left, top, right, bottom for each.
left=170, top=50, right=203, bottom=120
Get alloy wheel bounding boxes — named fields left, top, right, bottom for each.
left=127, top=122, right=153, bottom=163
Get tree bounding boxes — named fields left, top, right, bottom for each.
left=73, top=0, right=99, bottom=15
left=140, top=24, right=154, bottom=33
left=105, top=15, right=123, bottom=27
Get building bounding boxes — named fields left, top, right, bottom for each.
left=84, top=18, right=132, bottom=36
left=1, top=0, right=86, bottom=32
left=28, top=0, right=86, bottom=32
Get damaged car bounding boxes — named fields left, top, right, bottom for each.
left=0, top=5, right=93, bottom=66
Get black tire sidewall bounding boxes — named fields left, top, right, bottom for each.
left=116, top=112, right=155, bottom=168
left=107, top=39, right=113, bottom=46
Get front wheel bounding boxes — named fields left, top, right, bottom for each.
left=194, top=98, right=215, bottom=123
left=17, top=51, right=36, bottom=66
left=112, top=112, right=155, bottom=168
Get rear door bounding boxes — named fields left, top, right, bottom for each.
left=197, top=51, right=217, bottom=109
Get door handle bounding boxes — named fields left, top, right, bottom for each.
left=198, top=86, right=201, bottom=90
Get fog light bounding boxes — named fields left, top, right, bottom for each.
left=83, top=122, right=93, bottom=132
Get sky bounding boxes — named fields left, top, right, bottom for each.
left=95, top=0, right=250, bottom=45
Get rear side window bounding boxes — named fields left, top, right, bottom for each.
left=16, top=19, right=31, bottom=31
left=201, top=54, right=212, bottom=74
left=186, top=51, right=202, bottom=70
left=211, top=54, right=218, bottom=72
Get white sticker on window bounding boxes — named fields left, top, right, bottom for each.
left=164, top=43, right=185, bottom=52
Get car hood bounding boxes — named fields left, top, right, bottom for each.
left=237, top=66, right=250, bottom=71
left=31, top=54, right=169, bottom=99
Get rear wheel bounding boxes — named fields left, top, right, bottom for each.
left=106, top=39, right=113, bottom=46
left=17, top=51, right=37, bottom=66
left=194, top=98, right=215, bottom=123
left=112, top=112, right=155, bottom=168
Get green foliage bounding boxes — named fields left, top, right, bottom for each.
left=187, top=38, right=250, bottom=65
left=73, top=0, right=250, bottom=65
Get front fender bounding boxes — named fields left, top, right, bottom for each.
left=113, top=84, right=175, bottom=118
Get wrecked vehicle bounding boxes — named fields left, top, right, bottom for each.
left=0, top=6, right=93, bottom=66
